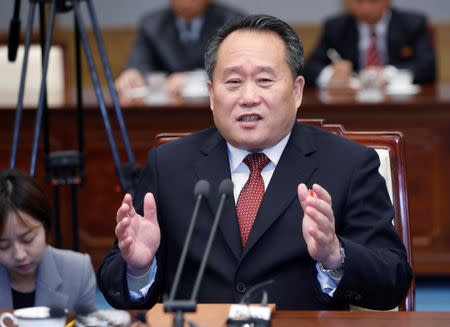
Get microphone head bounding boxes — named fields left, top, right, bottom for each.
left=218, top=179, right=234, bottom=196
left=194, top=179, right=210, bottom=197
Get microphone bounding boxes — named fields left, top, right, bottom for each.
left=190, top=179, right=233, bottom=301
left=164, top=179, right=233, bottom=327
left=8, top=0, right=21, bottom=62
left=164, top=179, right=210, bottom=313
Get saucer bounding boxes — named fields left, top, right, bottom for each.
left=181, top=87, right=209, bottom=100
left=385, top=84, right=420, bottom=95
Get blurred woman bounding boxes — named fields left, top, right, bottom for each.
left=0, top=169, right=96, bottom=310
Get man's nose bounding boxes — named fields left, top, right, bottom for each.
left=239, top=82, right=261, bottom=107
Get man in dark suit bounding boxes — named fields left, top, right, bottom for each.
left=98, top=14, right=412, bottom=310
left=303, top=0, right=436, bottom=87
left=115, top=0, right=243, bottom=101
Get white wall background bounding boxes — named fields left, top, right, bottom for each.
left=0, top=0, right=449, bottom=30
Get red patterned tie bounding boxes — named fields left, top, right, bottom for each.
left=365, top=30, right=383, bottom=67
left=236, top=153, right=270, bottom=247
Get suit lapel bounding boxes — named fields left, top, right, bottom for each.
left=387, top=9, right=404, bottom=63
left=194, top=131, right=242, bottom=260
left=34, top=247, right=68, bottom=308
left=346, top=18, right=360, bottom=71
left=243, top=123, right=318, bottom=257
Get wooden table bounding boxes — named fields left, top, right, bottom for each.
left=0, top=84, right=449, bottom=274
left=145, top=304, right=450, bottom=327
left=273, top=311, right=450, bottom=327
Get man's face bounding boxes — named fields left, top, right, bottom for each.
left=349, top=0, right=390, bottom=25
left=171, top=0, right=210, bottom=21
left=208, top=30, right=304, bottom=152
left=0, top=211, right=46, bottom=282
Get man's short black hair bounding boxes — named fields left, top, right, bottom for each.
left=204, top=14, right=304, bottom=79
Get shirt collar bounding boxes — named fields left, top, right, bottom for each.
left=175, top=16, right=204, bottom=41
left=227, top=132, right=291, bottom=173
left=358, top=9, right=392, bottom=37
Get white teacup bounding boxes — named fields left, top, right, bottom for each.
left=181, top=69, right=209, bottom=99
left=0, top=306, right=65, bottom=327
left=145, top=71, right=169, bottom=103
left=391, top=68, right=413, bottom=86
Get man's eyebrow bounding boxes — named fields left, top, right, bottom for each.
left=255, top=66, right=276, bottom=74
left=222, top=66, right=243, bottom=76
left=222, top=66, right=276, bottom=77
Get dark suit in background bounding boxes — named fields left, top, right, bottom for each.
left=303, top=8, right=436, bottom=85
left=125, top=3, right=244, bottom=74
left=98, top=123, right=411, bottom=310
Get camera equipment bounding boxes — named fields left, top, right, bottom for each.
left=8, top=0, right=140, bottom=250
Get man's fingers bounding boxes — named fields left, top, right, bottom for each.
left=143, top=192, right=157, bottom=222
left=308, top=227, right=328, bottom=246
left=115, top=217, right=130, bottom=239
left=122, top=193, right=133, bottom=206
left=118, top=236, right=132, bottom=254
left=117, top=193, right=133, bottom=223
left=297, top=183, right=309, bottom=207
left=116, top=202, right=130, bottom=223
left=305, top=197, right=334, bottom=223
left=312, top=183, right=332, bottom=204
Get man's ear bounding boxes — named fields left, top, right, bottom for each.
left=293, top=75, right=305, bottom=109
left=207, top=80, right=214, bottom=111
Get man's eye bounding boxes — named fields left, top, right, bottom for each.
left=257, top=78, right=273, bottom=85
left=226, top=79, right=241, bottom=85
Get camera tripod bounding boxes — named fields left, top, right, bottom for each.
left=8, top=0, right=140, bottom=250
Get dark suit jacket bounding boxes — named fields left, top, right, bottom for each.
left=98, top=123, right=412, bottom=310
left=125, top=3, right=244, bottom=74
left=303, top=8, right=436, bottom=85
left=0, top=246, right=96, bottom=310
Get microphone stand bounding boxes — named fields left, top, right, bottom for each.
left=164, top=179, right=234, bottom=327
left=8, top=0, right=140, bottom=250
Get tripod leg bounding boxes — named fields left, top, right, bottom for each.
left=71, top=183, right=79, bottom=251
left=74, top=15, right=86, bottom=184
left=72, top=0, right=128, bottom=192
left=39, top=1, right=52, bottom=181
left=30, top=0, right=57, bottom=176
left=9, top=1, right=37, bottom=169
left=85, top=0, right=136, bottom=164
left=53, top=184, right=62, bottom=248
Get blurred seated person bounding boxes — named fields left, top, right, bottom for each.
left=303, top=0, right=436, bottom=89
left=0, top=169, right=96, bottom=310
left=115, top=0, right=244, bottom=101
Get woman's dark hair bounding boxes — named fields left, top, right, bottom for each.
left=204, top=14, right=304, bottom=80
left=0, top=169, right=52, bottom=235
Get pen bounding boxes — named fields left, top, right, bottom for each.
left=327, top=48, right=342, bottom=63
